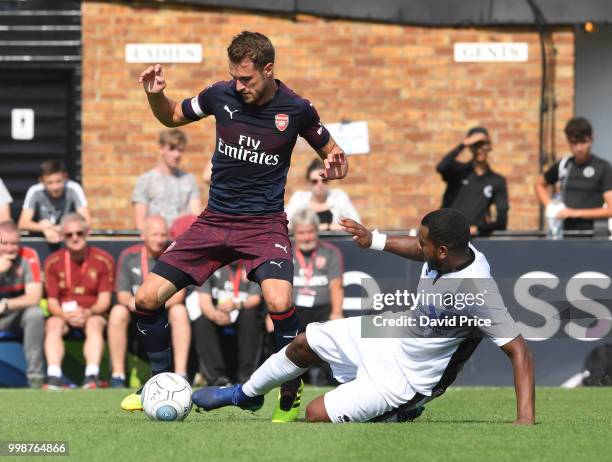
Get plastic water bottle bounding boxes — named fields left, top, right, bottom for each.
left=546, top=195, right=565, bottom=240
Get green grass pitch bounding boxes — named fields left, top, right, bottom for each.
left=1, top=387, right=610, bottom=461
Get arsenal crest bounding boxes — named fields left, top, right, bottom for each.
left=275, top=114, right=289, bottom=132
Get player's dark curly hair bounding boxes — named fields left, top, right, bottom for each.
left=227, top=31, right=275, bottom=70
left=564, top=117, right=592, bottom=142
left=421, top=209, right=470, bottom=252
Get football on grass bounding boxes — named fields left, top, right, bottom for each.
left=141, top=372, right=192, bottom=421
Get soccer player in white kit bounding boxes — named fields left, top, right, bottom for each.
left=193, top=209, right=535, bottom=424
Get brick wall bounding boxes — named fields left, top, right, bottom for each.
left=82, top=1, right=574, bottom=230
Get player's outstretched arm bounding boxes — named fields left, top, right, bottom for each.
left=139, top=64, right=192, bottom=127
left=500, top=335, right=535, bottom=425
left=317, top=136, right=348, bottom=180
left=339, top=218, right=424, bottom=261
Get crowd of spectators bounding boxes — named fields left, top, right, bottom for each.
left=1, top=117, right=611, bottom=388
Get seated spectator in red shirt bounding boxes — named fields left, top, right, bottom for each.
left=108, top=216, right=191, bottom=387
left=0, top=220, right=45, bottom=387
left=43, top=213, right=114, bottom=389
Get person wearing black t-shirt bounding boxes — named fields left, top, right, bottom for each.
left=535, top=117, right=612, bottom=231
left=436, top=127, right=509, bottom=236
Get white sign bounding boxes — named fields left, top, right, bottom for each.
left=454, top=42, right=528, bottom=62
left=11, top=108, right=34, bottom=140
left=325, top=121, right=370, bottom=155
left=125, top=44, right=202, bottom=63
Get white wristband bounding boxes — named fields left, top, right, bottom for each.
left=370, top=229, right=387, bottom=251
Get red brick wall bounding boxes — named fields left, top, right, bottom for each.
left=82, top=1, right=574, bottom=230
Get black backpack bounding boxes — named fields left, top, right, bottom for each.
left=583, top=344, right=612, bottom=386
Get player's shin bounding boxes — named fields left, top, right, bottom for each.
left=242, top=346, right=308, bottom=397
left=135, top=306, right=172, bottom=375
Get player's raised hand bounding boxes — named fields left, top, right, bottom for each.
left=340, top=218, right=372, bottom=248
left=321, top=151, right=348, bottom=180
left=139, top=64, right=166, bottom=94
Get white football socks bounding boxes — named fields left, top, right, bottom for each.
left=84, top=365, right=99, bottom=377
left=242, top=346, right=308, bottom=397
left=47, top=365, right=62, bottom=378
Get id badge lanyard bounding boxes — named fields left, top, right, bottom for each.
left=226, top=262, right=243, bottom=304
left=140, top=245, right=149, bottom=282
left=64, top=248, right=88, bottom=295
left=295, top=247, right=317, bottom=307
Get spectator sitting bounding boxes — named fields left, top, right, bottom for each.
left=436, top=127, right=509, bottom=236
left=290, top=208, right=344, bottom=325
left=18, top=160, right=90, bottom=244
left=132, top=129, right=202, bottom=230
left=0, top=220, right=45, bottom=387
left=0, top=178, right=12, bottom=221
left=264, top=208, right=344, bottom=384
left=535, top=117, right=612, bottom=231
left=107, top=216, right=191, bottom=387
left=285, top=158, right=360, bottom=231
left=43, top=213, right=114, bottom=389
left=193, top=261, right=262, bottom=385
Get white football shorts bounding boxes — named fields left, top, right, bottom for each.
left=305, top=317, right=416, bottom=423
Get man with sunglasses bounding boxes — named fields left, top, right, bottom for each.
left=436, top=127, right=509, bottom=236
left=43, top=213, right=115, bottom=389
left=132, top=128, right=202, bottom=231
left=123, top=31, right=347, bottom=422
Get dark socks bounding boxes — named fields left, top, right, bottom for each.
left=135, top=306, right=172, bottom=375
left=269, top=306, right=304, bottom=411
left=269, top=306, right=303, bottom=351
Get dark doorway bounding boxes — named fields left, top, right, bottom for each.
left=0, top=69, right=79, bottom=221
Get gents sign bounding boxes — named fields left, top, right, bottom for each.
left=454, top=43, right=528, bottom=62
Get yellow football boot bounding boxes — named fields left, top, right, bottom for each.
left=120, top=387, right=143, bottom=412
